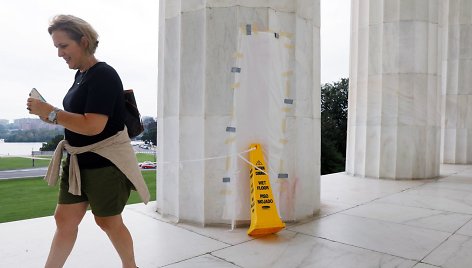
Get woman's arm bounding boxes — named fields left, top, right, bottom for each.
left=27, top=97, right=108, bottom=136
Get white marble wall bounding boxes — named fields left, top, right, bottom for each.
left=158, top=0, right=320, bottom=225
left=346, top=0, right=442, bottom=179
left=441, top=0, right=472, bottom=164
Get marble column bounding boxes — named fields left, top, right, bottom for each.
left=441, top=0, right=472, bottom=164
left=346, top=0, right=442, bottom=179
left=158, top=0, right=320, bottom=225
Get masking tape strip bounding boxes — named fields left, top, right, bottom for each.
left=220, top=189, right=232, bottom=195
left=231, top=82, right=240, bottom=89
left=252, top=24, right=259, bottom=33
left=226, top=155, right=231, bottom=170
left=233, top=52, right=244, bottom=59
left=282, top=71, right=293, bottom=77
left=225, top=136, right=236, bottom=144
left=246, top=24, right=252, bottom=35
left=285, top=44, right=294, bottom=49
left=279, top=32, right=293, bottom=38
left=226, top=126, right=236, bottom=132
left=231, top=67, right=241, bottom=73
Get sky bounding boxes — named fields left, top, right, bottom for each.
left=0, top=0, right=159, bottom=122
left=0, top=0, right=349, bottom=122
left=320, top=0, right=351, bottom=84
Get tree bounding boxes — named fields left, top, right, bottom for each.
left=321, top=78, right=349, bottom=175
left=40, top=134, right=64, bottom=151
left=5, top=128, right=63, bottom=142
left=141, top=117, right=157, bottom=146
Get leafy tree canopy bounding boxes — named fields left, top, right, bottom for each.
left=321, top=78, right=349, bottom=175
left=40, top=134, right=64, bottom=151
left=140, top=116, right=157, bottom=146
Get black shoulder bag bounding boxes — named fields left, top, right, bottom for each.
left=124, top=89, right=145, bottom=138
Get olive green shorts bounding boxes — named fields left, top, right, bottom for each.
left=58, top=163, right=133, bottom=217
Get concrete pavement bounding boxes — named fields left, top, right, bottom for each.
left=0, top=167, right=47, bottom=180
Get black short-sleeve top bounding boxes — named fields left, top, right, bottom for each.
left=63, top=62, right=125, bottom=168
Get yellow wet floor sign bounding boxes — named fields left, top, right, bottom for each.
left=247, top=144, right=285, bottom=236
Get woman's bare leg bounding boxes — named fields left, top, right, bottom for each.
left=44, top=202, right=88, bottom=268
left=95, top=214, right=137, bottom=268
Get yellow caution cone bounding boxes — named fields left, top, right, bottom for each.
left=247, top=143, right=285, bottom=236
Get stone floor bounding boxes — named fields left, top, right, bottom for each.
left=2, top=164, right=472, bottom=267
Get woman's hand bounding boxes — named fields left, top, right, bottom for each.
left=26, top=97, right=108, bottom=135
left=26, top=97, right=53, bottom=122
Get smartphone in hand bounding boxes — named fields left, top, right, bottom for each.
left=29, top=88, right=46, bottom=102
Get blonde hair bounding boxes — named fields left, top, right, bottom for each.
left=48, top=15, right=99, bottom=55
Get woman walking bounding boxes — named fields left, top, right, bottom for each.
left=27, top=14, right=149, bottom=268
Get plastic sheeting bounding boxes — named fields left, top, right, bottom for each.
left=223, top=27, right=293, bottom=224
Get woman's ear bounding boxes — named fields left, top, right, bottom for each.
left=80, top=36, right=89, bottom=51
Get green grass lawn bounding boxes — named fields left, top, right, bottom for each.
left=135, top=153, right=156, bottom=163
left=0, top=171, right=156, bottom=224
left=0, top=153, right=156, bottom=223
left=0, top=156, right=51, bottom=171
left=0, top=153, right=155, bottom=171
